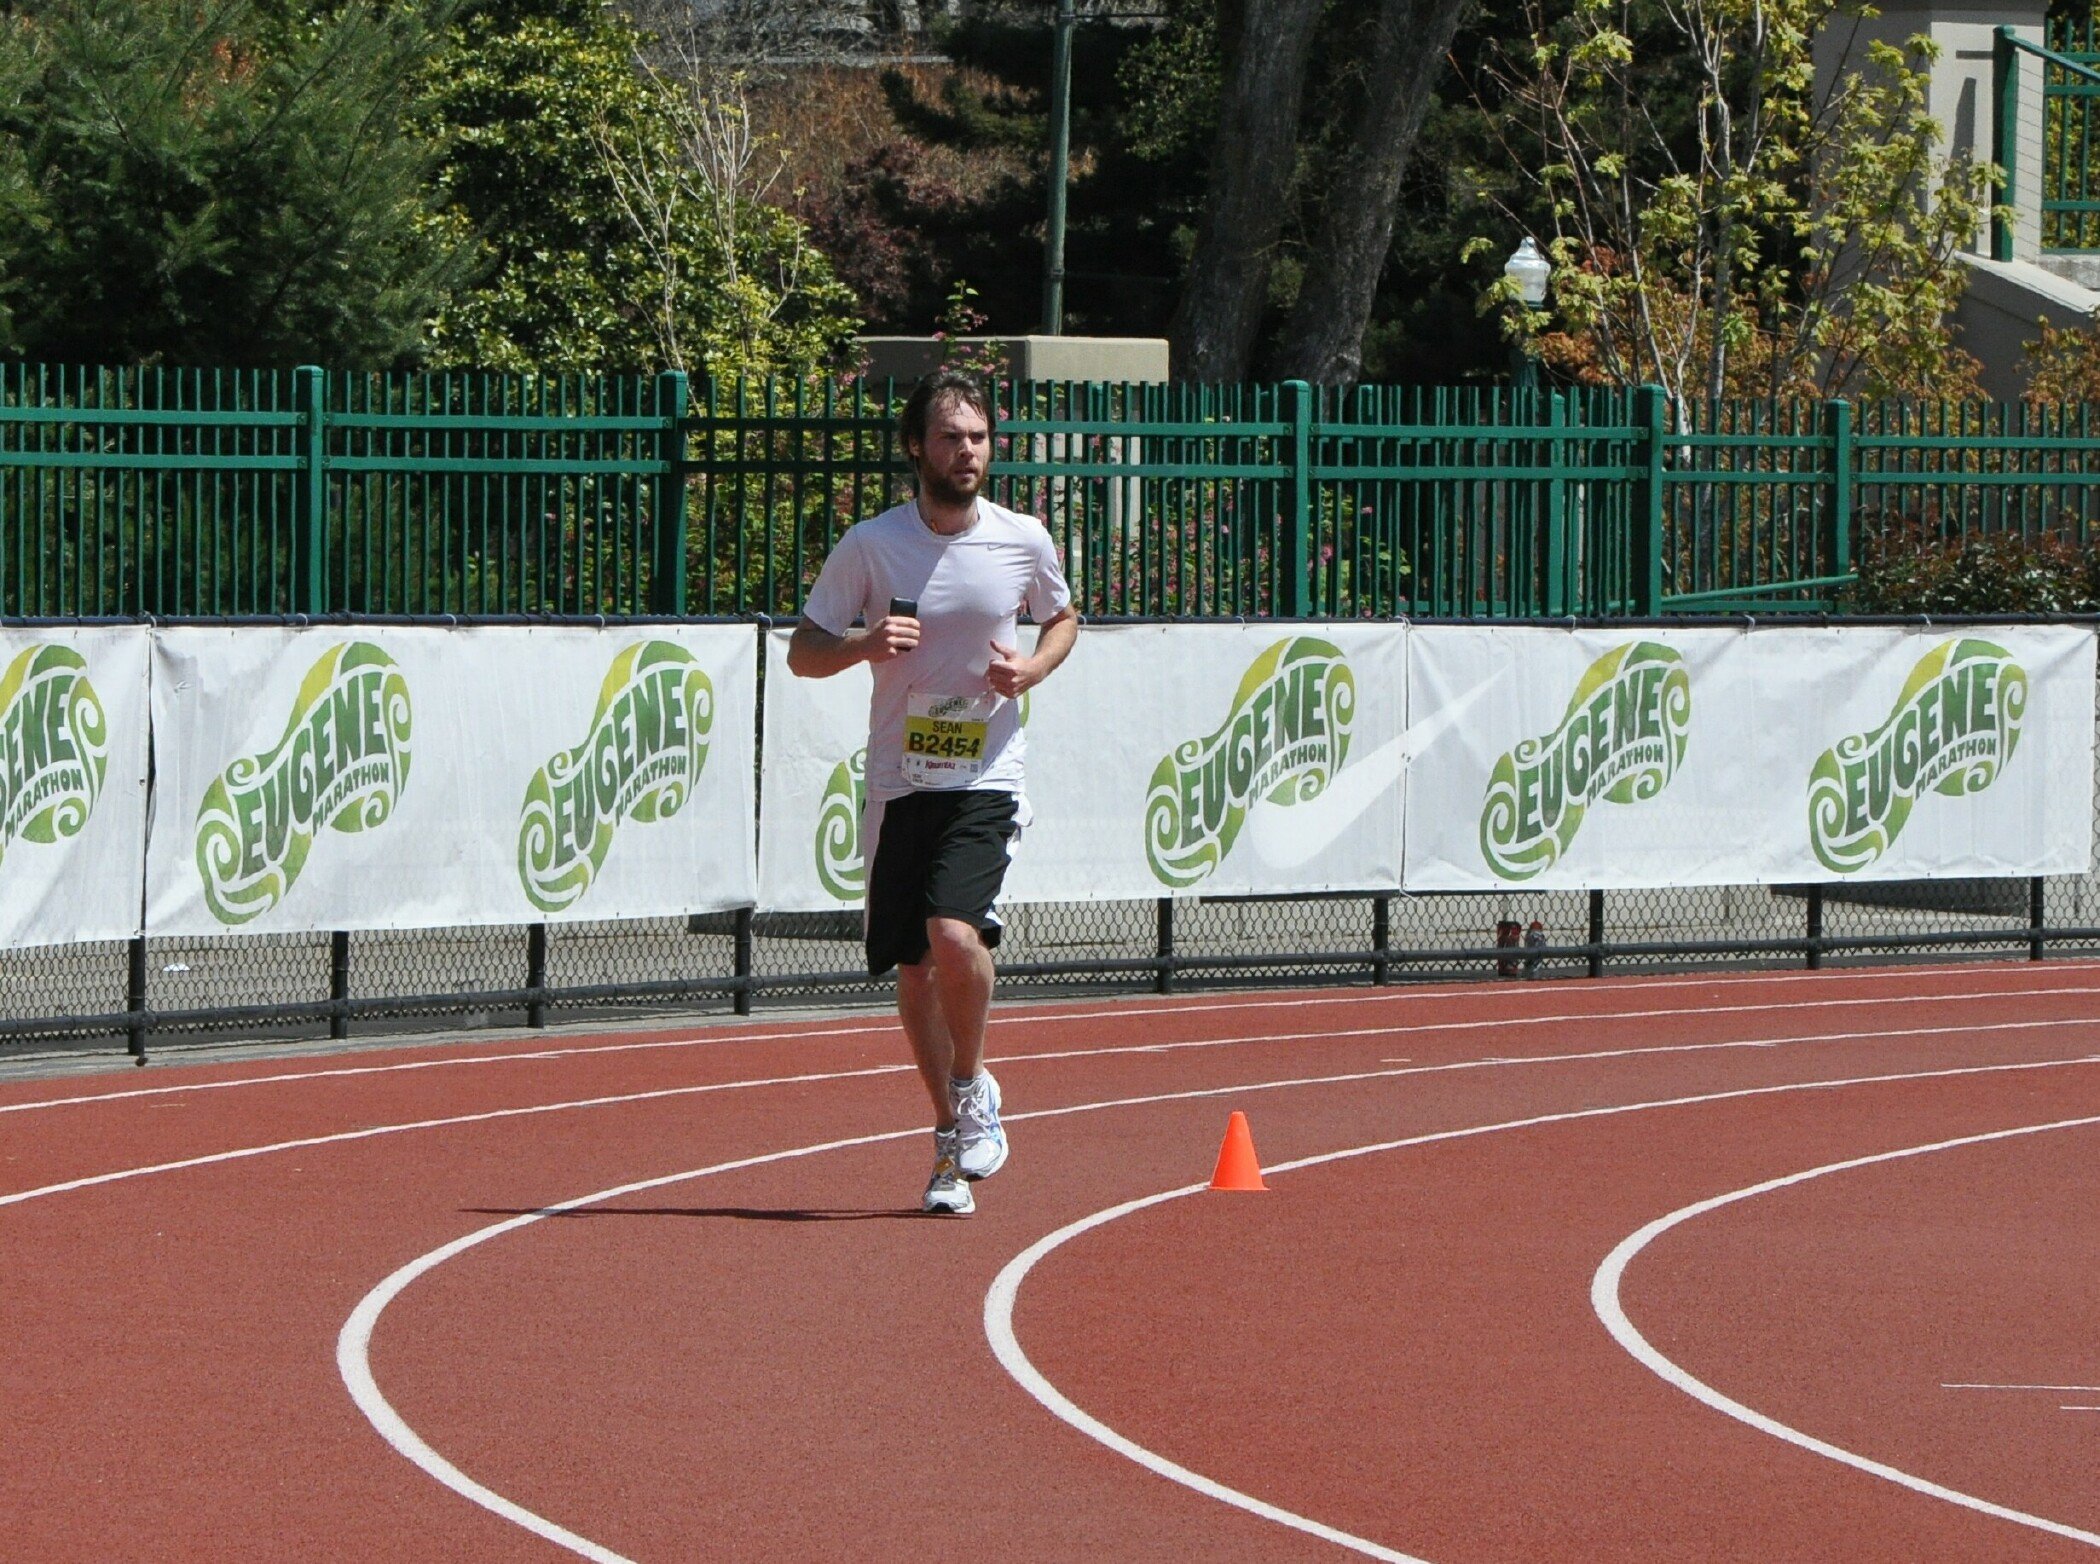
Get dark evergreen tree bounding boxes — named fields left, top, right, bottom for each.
left=799, top=9, right=1193, bottom=338
left=0, top=0, right=470, bottom=366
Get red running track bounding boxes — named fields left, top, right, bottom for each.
left=6, top=962, right=2100, bottom=1561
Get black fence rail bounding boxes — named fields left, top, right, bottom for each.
left=6, top=876, right=2098, bottom=1064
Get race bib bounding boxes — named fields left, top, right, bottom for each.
left=901, top=691, right=997, bottom=789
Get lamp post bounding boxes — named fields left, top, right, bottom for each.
left=1503, top=237, right=1552, bottom=405
left=1042, top=0, right=1077, bottom=334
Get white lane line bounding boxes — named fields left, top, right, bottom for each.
left=17, top=1014, right=2100, bottom=1212
left=354, top=1051, right=2100, bottom=1564
left=986, top=1055, right=2100, bottom=1563
left=1593, top=1121, right=2100, bottom=1550
left=339, top=1128, right=910, bottom=1564
left=11, top=974, right=2100, bottom=1117
left=1944, top=1383, right=2100, bottom=1393
left=2061, top=1407, right=2100, bottom=1413
left=0, top=1066, right=908, bottom=1211
left=983, top=1183, right=1429, bottom=1563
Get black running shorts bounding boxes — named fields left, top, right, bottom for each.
left=864, top=789, right=1021, bottom=977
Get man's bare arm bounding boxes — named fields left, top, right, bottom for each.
left=786, top=613, right=919, bottom=678
left=986, top=607, right=1079, bottom=699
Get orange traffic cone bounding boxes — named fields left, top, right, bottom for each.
left=1209, top=1110, right=1267, bottom=1191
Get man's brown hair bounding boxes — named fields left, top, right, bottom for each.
left=899, top=371, right=995, bottom=458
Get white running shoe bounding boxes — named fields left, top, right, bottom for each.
left=952, top=1070, right=1008, bottom=1181
left=922, top=1130, right=974, bottom=1216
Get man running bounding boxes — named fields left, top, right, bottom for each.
left=787, top=372, right=1079, bottom=1215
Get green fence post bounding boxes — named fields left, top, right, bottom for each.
left=1632, top=384, right=1666, bottom=614
left=294, top=365, right=327, bottom=614
left=1283, top=379, right=1312, bottom=617
left=1826, top=398, right=1853, bottom=587
left=1544, top=390, right=1568, bottom=615
left=652, top=370, right=690, bottom=616
left=1994, top=26, right=2018, bottom=262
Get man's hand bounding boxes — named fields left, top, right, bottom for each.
left=865, top=611, right=919, bottom=664
left=987, top=639, right=1035, bottom=698
left=986, top=610, right=1078, bottom=698
left=786, top=615, right=915, bottom=678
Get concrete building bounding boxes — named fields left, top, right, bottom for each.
left=1816, top=0, right=2100, bottom=399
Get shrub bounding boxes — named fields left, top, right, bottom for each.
left=1846, top=511, right=2098, bottom=613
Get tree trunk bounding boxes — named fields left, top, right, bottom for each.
left=1167, top=0, right=1324, bottom=382
left=1272, top=0, right=1469, bottom=385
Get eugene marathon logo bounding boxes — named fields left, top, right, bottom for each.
left=1480, top=641, right=1690, bottom=880
left=1807, top=638, right=2026, bottom=873
left=815, top=748, right=867, bottom=901
left=0, top=645, right=110, bottom=873
left=520, top=640, right=714, bottom=912
left=1145, top=637, right=1354, bottom=889
left=196, top=641, right=412, bottom=926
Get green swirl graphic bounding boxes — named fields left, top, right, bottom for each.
left=195, top=641, right=412, bottom=926
left=1807, top=638, right=2026, bottom=874
left=519, top=640, right=715, bottom=913
left=1144, top=637, right=1355, bottom=889
left=815, top=748, right=867, bottom=902
left=1479, top=641, right=1691, bottom=881
left=0, top=644, right=110, bottom=873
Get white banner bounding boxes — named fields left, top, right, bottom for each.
left=1404, top=624, right=2096, bottom=889
left=757, top=623, right=1408, bottom=908
left=1790, top=625, right=2095, bottom=880
left=757, top=629, right=876, bottom=912
left=146, top=625, right=756, bottom=936
left=0, top=628, right=152, bottom=949
left=1017, top=623, right=1406, bottom=900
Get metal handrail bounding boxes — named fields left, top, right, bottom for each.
left=1994, top=26, right=2100, bottom=258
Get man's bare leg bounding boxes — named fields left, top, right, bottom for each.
left=896, top=958, right=957, bottom=1129
left=896, top=917, right=995, bottom=1126
left=925, top=916, right=993, bottom=1078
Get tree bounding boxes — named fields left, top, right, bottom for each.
left=424, top=0, right=859, bottom=375
left=786, top=9, right=1189, bottom=339
left=1165, top=0, right=1325, bottom=381
left=1271, top=0, right=1477, bottom=383
left=2024, top=311, right=2100, bottom=404
left=1471, top=0, right=1991, bottom=407
left=0, top=0, right=469, bottom=366
left=0, top=21, right=41, bottom=350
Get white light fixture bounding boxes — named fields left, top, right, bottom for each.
left=1503, top=237, right=1551, bottom=307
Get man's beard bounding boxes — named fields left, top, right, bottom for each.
left=917, top=465, right=980, bottom=509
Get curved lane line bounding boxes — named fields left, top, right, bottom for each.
left=11, top=976, right=2100, bottom=1118
left=984, top=1182, right=1432, bottom=1564
left=339, top=1129, right=910, bottom=1564
left=985, top=1055, right=2100, bottom=1563
left=1592, top=1117, right=2100, bottom=1550
left=7, top=1011, right=2098, bottom=1557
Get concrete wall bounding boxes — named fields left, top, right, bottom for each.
left=1813, top=0, right=2096, bottom=395
left=1955, top=254, right=2100, bottom=397
left=856, top=336, right=1170, bottom=385
left=1812, top=0, right=2045, bottom=256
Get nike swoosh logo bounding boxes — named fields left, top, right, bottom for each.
left=1244, top=668, right=1505, bottom=869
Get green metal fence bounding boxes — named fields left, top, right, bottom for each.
left=0, top=364, right=684, bottom=618
left=7, top=365, right=2100, bottom=620
left=1996, top=20, right=2100, bottom=256
left=689, top=378, right=1657, bottom=618
left=2042, top=12, right=2100, bottom=250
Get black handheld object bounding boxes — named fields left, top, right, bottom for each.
left=888, top=596, right=918, bottom=619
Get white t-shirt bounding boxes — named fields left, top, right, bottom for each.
left=802, top=498, right=1072, bottom=801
